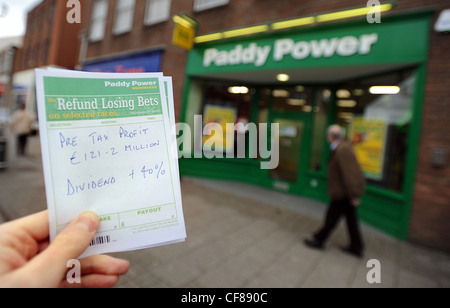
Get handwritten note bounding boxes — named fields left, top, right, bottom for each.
left=35, top=69, right=186, bottom=258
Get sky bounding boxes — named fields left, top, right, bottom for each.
left=0, top=0, right=43, bottom=39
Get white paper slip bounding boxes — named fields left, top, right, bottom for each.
left=35, top=69, right=186, bottom=258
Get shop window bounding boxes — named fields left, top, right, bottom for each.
left=144, top=0, right=171, bottom=26
left=200, top=82, right=253, bottom=157
left=272, top=86, right=313, bottom=113
left=309, top=88, right=331, bottom=172
left=335, top=69, right=416, bottom=192
left=113, top=0, right=136, bottom=36
left=258, top=88, right=270, bottom=125
left=194, top=0, right=229, bottom=12
left=89, top=0, right=108, bottom=42
left=253, top=88, right=271, bottom=162
left=182, top=81, right=253, bottom=157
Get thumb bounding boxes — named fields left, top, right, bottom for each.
left=26, top=212, right=99, bottom=287
left=47, top=211, right=99, bottom=259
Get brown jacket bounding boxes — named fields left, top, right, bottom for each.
left=11, top=109, right=34, bottom=135
left=328, top=141, right=366, bottom=201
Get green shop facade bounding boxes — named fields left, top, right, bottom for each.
left=179, top=11, right=432, bottom=240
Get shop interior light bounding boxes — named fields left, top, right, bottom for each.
left=322, top=89, right=332, bottom=98
left=228, top=86, right=249, bottom=94
left=316, top=3, right=393, bottom=23
left=288, top=99, right=306, bottom=106
left=222, top=25, right=270, bottom=39
left=353, top=89, right=365, bottom=96
left=273, top=89, right=291, bottom=97
left=338, top=112, right=354, bottom=119
left=240, top=86, right=250, bottom=94
left=337, top=100, right=357, bottom=108
left=277, top=74, right=290, bottom=82
left=271, top=16, right=315, bottom=30
left=337, top=89, right=352, bottom=99
left=369, top=86, right=400, bottom=95
left=296, top=85, right=305, bottom=92
left=303, top=106, right=313, bottom=112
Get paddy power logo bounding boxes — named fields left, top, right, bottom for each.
left=203, top=33, right=379, bottom=68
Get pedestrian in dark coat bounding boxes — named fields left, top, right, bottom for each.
left=304, top=125, right=366, bottom=258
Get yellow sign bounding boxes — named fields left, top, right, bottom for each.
left=172, top=16, right=197, bottom=50
left=350, top=117, right=387, bottom=180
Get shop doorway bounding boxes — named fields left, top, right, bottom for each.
left=270, top=115, right=306, bottom=183
left=268, top=86, right=313, bottom=186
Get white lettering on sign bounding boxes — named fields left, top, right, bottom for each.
left=203, top=33, right=378, bottom=67
left=204, top=43, right=271, bottom=67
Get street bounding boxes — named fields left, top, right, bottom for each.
left=0, top=135, right=449, bottom=288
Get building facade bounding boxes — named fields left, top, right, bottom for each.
left=11, top=0, right=84, bottom=115
left=0, top=36, right=22, bottom=123
left=82, top=0, right=450, bottom=252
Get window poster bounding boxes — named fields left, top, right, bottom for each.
left=350, top=117, right=387, bottom=181
left=202, top=104, right=237, bottom=153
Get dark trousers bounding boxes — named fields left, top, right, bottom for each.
left=314, top=199, right=364, bottom=252
left=17, top=134, right=29, bottom=156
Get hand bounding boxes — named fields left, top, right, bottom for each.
left=0, top=211, right=130, bottom=288
left=351, top=198, right=361, bottom=207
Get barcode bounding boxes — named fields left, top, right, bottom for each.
left=90, top=235, right=111, bottom=246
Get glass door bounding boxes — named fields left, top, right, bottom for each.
left=270, top=117, right=305, bottom=183
left=268, top=86, right=313, bottom=184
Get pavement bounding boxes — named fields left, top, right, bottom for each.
left=1, top=135, right=450, bottom=288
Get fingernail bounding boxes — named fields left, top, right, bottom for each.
left=74, top=211, right=99, bottom=233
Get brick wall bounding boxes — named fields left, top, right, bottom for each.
left=83, top=0, right=450, bottom=251
left=409, top=5, right=450, bottom=252
left=85, top=0, right=369, bottom=122
left=14, top=0, right=83, bottom=72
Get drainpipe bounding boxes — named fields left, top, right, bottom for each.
left=77, top=28, right=88, bottom=71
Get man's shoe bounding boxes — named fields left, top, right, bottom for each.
left=340, top=246, right=364, bottom=259
left=304, top=238, right=324, bottom=250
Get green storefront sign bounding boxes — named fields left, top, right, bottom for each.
left=181, top=11, right=433, bottom=240
left=187, top=13, right=430, bottom=74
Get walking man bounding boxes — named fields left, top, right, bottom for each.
left=304, top=125, right=366, bottom=258
left=10, top=103, right=34, bottom=156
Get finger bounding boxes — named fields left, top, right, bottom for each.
left=80, top=255, right=130, bottom=276
left=0, top=211, right=49, bottom=266
left=20, top=212, right=99, bottom=288
left=37, top=240, right=50, bottom=254
left=60, top=274, right=121, bottom=289
left=44, top=211, right=99, bottom=259
left=2, top=211, right=50, bottom=242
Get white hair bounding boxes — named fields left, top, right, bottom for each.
left=328, top=125, right=344, bottom=140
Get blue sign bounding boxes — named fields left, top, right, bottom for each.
left=84, top=50, right=163, bottom=73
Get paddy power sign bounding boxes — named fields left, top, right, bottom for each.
left=203, top=33, right=379, bottom=68
left=187, top=14, right=430, bottom=75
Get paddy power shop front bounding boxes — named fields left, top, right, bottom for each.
left=179, top=11, right=432, bottom=240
